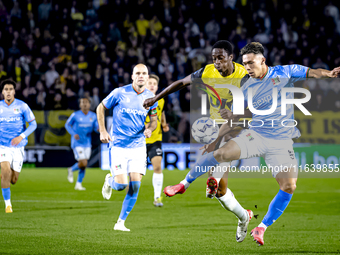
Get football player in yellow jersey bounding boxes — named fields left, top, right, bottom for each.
left=145, top=74, right=169, bottom=207
left=144, top=40, right=253, bottom=243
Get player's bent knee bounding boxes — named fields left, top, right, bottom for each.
left=115, top=183, right=128, bottom=191
left=281, top=182, right=296, bottom=194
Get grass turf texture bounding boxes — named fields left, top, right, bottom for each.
left=0, top=168, right=339, bottom=255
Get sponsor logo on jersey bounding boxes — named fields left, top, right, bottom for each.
left=119, top=108, right=147, bottom=116
left=0, top=117, right=21, bottom=122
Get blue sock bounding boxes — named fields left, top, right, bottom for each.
left=119, top=181, right=141, bottom=220
left=185, top=152, right=219, bottom=183
left=2, top=188, right=11, bottom=200
left=262, top=189, right=293, bottom=227
left=71, top=162, right=79, bottom=172
left=108, top=177, right=128, bottom=191
left=77, top=169, right=85, bottom=183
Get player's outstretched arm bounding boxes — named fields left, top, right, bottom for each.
left=96, top=103, right=112, bottom=143
left=143, top=74, right=192, bottom=108
left=308, top=67, right=340, bottom=78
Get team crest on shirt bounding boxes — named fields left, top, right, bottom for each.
left=271, top=77, right=281, bottom=86
left=13, top=108, right=20, bottom=114
left=246, top=133, right=254, bottom=141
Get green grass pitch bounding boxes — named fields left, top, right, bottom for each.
left=0, top=168, right=339, bottom=254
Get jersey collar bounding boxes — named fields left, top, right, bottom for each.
left=132, top=84, right=145, bottom=95
left=4, top=98, right=15, bottom=106
left=258, top=65, right=269, bottom=80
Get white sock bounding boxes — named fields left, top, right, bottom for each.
left=217, top=188, right=247, bottom=222
left=180, top=179, right=190, bottom=189
left=117, top=218, right=125, bottom=224
left=4, top=199, right=11, bottom=207
left=258, top=222, right=268, bottom=230
left=152, top=173, right=163, bottom=200
left=76, top=182, right=82, bottom=186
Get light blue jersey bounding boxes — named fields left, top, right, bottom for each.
left=241, top=65, right=310, bottom=139
left=102, top=84, right=158, bottom=148
left=65, top=110, right=98, bottom=149
left=0, top=99, right=36, bottom=147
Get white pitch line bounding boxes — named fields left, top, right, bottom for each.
left=12, top=200, right=113, bottom=204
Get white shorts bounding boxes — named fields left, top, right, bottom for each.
left=232, top=129, right=298, bottom=178
left=0, top=146, right=24, bottom=173
left=109, top=146, right=147, bottom=177
left=73, top=147, right=91, bottom=161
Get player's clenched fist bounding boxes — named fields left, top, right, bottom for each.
left=144, top=129, right=152, bottom=138
left=100, top=130, right=112, bottom=143
left=143, top=98, right=155, bottom=109
left=218, top=109, right=233, bottom=120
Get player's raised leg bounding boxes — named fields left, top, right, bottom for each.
left=1, top=162, right=13, bottom=213
left=164, top=140, right=241, bottom=197
left=251, top=167, right=297, bottom=246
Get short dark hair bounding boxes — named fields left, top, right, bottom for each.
left=79, top=97, right=91, bottom=104
left=240, top=42, right=264, bottom=56
left=0, top=79, right=16, bottom=92
left=212, top=40, right=233, bottom=55
left=149, top=74, right=159, bottom=84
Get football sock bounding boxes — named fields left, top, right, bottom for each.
left=185, top=152, right=219, bottom=183
left=152, top=173, right=163, bottom=199
left=217, top=188, right=248, bottom=222
left=2, top=188, right=11, bottom=206
left=119, top=181, right=141, bottom=220
left=108, top=177, right=128, bottom=191
left=71, top=162, right=79, bottom=172
left=261, top=189, right=293, bottom=227
left=77, top=169, right=85, bottom=183
left=258, top=222, right=268, bottom=230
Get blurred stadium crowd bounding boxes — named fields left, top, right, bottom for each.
left=0, top=0, right=339, bottom=142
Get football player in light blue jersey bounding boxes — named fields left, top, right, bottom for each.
left=97, top=64, right=158, bottom=232
left=161, top=42, right=340, bottom=246
left=65, top=97, right=99, bottom=191
left=0, top=79, right=37, bottom=213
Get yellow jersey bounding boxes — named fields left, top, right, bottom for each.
left=191, top=62, right=248, bottom=120
left=145, top=98, right=165, bottom=144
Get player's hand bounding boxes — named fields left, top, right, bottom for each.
left=100, top=131, right=112, bottom=143
left=144, top=129, right=152, bottom=138
left=329, top=67, right=340, bottom=77
left=143, top=98, right=156, bottom=110
left=74, top=134, right=80, bottom=140
left=162, top=124, right=170, bottom=132
left=11, top=136, right=23, bottom=146
left=199, top=140, right=217, bottom=155
left=218, top=109, right=233, bottom=120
